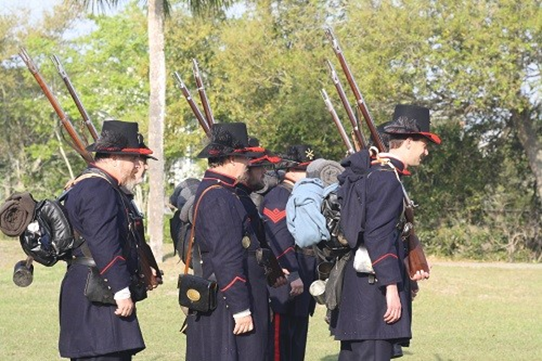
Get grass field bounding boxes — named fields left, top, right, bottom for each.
left=1, top=238, right=541, bottom=360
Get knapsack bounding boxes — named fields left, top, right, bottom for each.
left=335, top=149, right=372, bottom=249
left=169, top=178, right=200, bottom=268
left=285, top=158, right=351, bottom=258
left=6, top=171, right=113, bottom=267
left=19, top=192, right=80, bottom=267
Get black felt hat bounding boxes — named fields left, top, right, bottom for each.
left=138, top=134, right=157, bottom=160
left=197, top=123, right=263, bottom=159
left=86, top=120, right=155, bottom=156
left=280, top=144, right=317, bottom=170
left=384, top=105, right=441, bottom=144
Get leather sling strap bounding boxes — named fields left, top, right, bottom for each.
left=183, top=184, right=221, bottom=275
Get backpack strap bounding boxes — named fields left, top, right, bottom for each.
left=372, top=154, right=413, bottom=207
left=183, top=184, right=222, bottom=275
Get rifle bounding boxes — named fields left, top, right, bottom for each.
left=325, top=60, right=366, bottom=150
left=391, top=177, right=430, bottom=279
left=19, top=48, right=94, bottom=163
left=324, top=29, right=430, bottom=279
left=51, top=54, right=100, bottom=141
left=22, top=49, right=164, bottom=288
left=321, top=89, right=355, bottom=155
left=173, top=71, right=211, bottom=135
left=128, top=199, right=164, bottom=289
left=192, top=59, right=215, bottom=129
left=324, top=28, right=386, bottom=152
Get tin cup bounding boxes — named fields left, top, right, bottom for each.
left=309, top=279, right=327, bottom=305
left=13, top=259, right=34, bottom=287
left=317, top=261, right=334, bottom=281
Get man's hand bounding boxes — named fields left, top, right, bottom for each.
left=383, top=284, right=401, bottom=324
left=233, top=315, right=254, bottom=335
left=410, top=269, right=430, bottom=281
left=289, top=278, right=304, bottom=298
left=114, top=297, right=134, bottom=318
left=147, top=267, right=162, bottom=290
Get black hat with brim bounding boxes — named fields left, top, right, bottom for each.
left=138, top=135, right=157, bottom=160
left=86, top=120, right=155, bottom=156
left=197, top=123, right=265, bottom=159
left=384, top=104, right=441, bottom=144
left=279, top=144, right=317, bottom=171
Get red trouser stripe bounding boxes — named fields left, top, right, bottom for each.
left=274, top=313, right=281, bottom=361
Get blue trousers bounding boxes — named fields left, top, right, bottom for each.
left=339, top=340, right=394, bottom=361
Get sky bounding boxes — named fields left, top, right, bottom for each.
left=0, top=0, right=61, bottom=23
left=0, top=0, right=124, bottom=40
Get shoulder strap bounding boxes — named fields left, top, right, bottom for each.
left=183, top=184, right=221, bottom=275
left=373, top=155, right=412, bottom=206
left=64, top=168, right=128, bottom=261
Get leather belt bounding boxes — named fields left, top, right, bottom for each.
left=67, top=257, right=96, bottom=267
left=295, top=246, right=316, bottom=257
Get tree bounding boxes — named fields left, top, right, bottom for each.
left=340, top=0, right=540, bottom=200
left=0, top=3, right=89, bottom=200
left=75, top=0, right=233, bottom=262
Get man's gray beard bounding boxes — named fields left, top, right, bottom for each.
left=125, top=174, right=143, bottom=192
left=124, top=179, right=137, bottom=192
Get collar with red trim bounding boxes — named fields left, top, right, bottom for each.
left=370, top=154, right=411, bottom=176
left=202, top=169, right=238, bottom=187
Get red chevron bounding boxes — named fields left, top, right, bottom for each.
left=263, top=207, right=286, bottom=224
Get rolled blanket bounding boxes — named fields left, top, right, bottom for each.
left=307, top=159, right=344, bottom=187
left=0, top=192, right=37, bottom=236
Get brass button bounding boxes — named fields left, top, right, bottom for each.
left=242, top=236, right=251, bottom=249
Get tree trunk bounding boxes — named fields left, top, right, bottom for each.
left=147, top=0, right=166, bottom=262
left=511, top=108, right=542, bottom=203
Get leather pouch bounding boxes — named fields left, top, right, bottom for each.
left=255, top=248, right=284, bottom=286
left=325, top=251, right=352, bottom=311
left=84, top=267, right=116, bottom=305
left=178, top=273, right=218, bottom=313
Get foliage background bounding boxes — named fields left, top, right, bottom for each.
left=0, top=0, right=540, bottom=261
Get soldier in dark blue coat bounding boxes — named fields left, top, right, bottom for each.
left=331, top=105, right=441, bottom=361
left=186, top=123, right=274, bottom=361
left=262, top=144, right=318, bottom=361
left=60, top=120, right=155, bottom=360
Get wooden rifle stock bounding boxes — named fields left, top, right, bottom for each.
left=321, top=89, right=355, bottom=155
left=404, top=206, right=430, bottom=278
left=134, top=221, right=164, bottom=289
left=324, top=28, right=386, bottom=152
left=192, top=59, right=215, bottom=129
left=51, top=55, right=99, bottom=141
left=19, top=48, right=94, bottom=164
left=325, top=60, right=366, bottom=149
left=173, top=71, right=211, bottom=135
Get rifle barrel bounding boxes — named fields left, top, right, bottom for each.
left=324, top=28, right=386, bottom=152
left=325, top=59, right=367, bottom=149
left=173, top=71, right=211, bottom=135
left=19, top=48, right=94, bottom=163
left=321, top=89, right=355, bottom=155
left=51, top=55, right=99, bottom=141
left=192, top=59, right=215, bottom=128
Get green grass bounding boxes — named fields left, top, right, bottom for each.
left=1, top=239, right=541, bottom=360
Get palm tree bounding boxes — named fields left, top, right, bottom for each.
left=75, top=0, right=231, bottom=262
